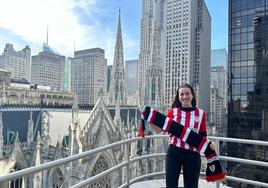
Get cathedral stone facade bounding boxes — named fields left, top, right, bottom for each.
left=0, top=7, right=167, bottom=187
left=0, top=97, right=145, bottom=188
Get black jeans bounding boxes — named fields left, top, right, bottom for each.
left=166, top=145, right=201, bottom=188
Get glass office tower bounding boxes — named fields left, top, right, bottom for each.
left=211, top=48, right=228, bottom=68
left=228, top=0, right=268, bottom=186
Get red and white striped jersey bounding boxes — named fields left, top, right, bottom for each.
left=166, top=107, right=207, bottom=152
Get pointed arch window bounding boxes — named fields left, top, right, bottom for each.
left=88, top=156, right=111, bottom=188
left=51, top=168, right=64, bottom=188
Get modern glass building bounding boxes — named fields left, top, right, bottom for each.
left=228, top=0, right=268, bottom=186
left=211, top=66, right=227, bottom=108
left=211, top=49, right=228, bottom=68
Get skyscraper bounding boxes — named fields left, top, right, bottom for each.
left=164, top=0, right=211, bottom=113
left=228, top=0, right=268, bottom=185
left=125, top=60, right=138, bottom=97
left=0, top=44, right=31, bottom=81
left=71, top=48, right=107, bottom=105
left=138, top=0, right=165, bottom=108
left=211, top=66, right=227, bottom=108
left=211, top=49, right=228, bottom=108
left=31, top=45, right=64, bottom=91
left=143, top=0, right=164, bottom=109
left=108, top=10, right=127, bottom=106
left=211, top=49, right=228, bottom=68
left=210, top=66, right=227, bottom=138
left=64, top=57, right=72, bottom=92
left=210, top=87, right=225, bottom=136
left=139, top=0, right=211, bottom=112
left=0, top=69, right=11, bottom=86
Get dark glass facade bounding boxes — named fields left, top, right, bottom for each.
left=228, top=0, right=268, bottom=187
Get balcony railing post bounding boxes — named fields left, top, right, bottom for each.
left=215, top=139, right=220, bottom=188
left=126, top=142, right=130, bottom=188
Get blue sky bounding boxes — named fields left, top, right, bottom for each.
left=0, top=0, right=227, bottom=65
left=205, top=0, right=228, bottom=50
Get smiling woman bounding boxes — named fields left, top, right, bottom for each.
left=148, top=83, right=215, bottom=188
left=178, top=87, right=194, bottom=108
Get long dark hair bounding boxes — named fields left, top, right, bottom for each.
left=170, top=83, right=197, bottom=108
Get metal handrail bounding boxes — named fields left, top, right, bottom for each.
left=0, top=135, right=267, bottom=188
left=219, top=156, right=268, bottom=167
left=0, top=135, right=165, bottom=183
left=71, top=153, right=166, bottom=188
left=209, top=136, right=268, bottom=146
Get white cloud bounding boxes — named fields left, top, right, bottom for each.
left=0, top=0, right=82, bottom=48
left=0, top=0, right=139, bottom=64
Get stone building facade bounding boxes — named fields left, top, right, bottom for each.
left=0, top=97, right=149, bottom=188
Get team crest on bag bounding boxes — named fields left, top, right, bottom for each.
left=209, top=165, right=215, bottom=172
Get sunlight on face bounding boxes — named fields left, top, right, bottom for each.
left=178, top=87, right=193, bottom=107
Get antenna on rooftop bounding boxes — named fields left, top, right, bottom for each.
left=46, top=24, right=49, bottom=46
left=74, top=40, right=76, bottom=57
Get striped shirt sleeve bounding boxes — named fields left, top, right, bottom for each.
left=199, top=111, right=207, bottom=137
left=166, top=108, right=174, bottom=119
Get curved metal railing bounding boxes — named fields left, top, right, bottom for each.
left=0, top=135, right=267, bottom=188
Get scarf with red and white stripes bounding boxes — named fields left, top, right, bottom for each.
left=139, top=106, right=225, bottom=182
left=167, top=107, right=205, bottom=151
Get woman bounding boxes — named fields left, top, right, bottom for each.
left=151, top=83, right=214, bottom=188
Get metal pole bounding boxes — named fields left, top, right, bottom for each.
left=215, top=139, right=220, bottom=188
left=126, top=142, right=130, bottom=188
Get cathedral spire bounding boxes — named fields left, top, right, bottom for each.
left=27, top=111, right=34, bottom=148
left=151, top=0, right=160, bottom=66
left=117, top=9, right=122, bottom=42
left=34, top=132, right=41, bottom=165
left=72, top=94, right=79, bottom=123
left=69, top=95, right=82, bottom=156
left=14, top=131, right=20, bottom=144
left=108, top=9, right=127, bottom=106
left=114, top=95, right=121, bottom=129
left=0, top=112, right=4, bottom=158
left=41, top=112, right=51, bottom=155
left=33, top=132, right=42, bottom=187
left=143, top=0, right=164, bottom=110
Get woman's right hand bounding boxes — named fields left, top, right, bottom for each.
left=210, top=143, right=216, bottom=150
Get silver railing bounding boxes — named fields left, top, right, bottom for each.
left=0, top=135, right=267, bottom=188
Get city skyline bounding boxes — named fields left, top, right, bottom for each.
left=1, top=1, right=268, bottom=187
left=0, top=0, right=227, bottom=65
